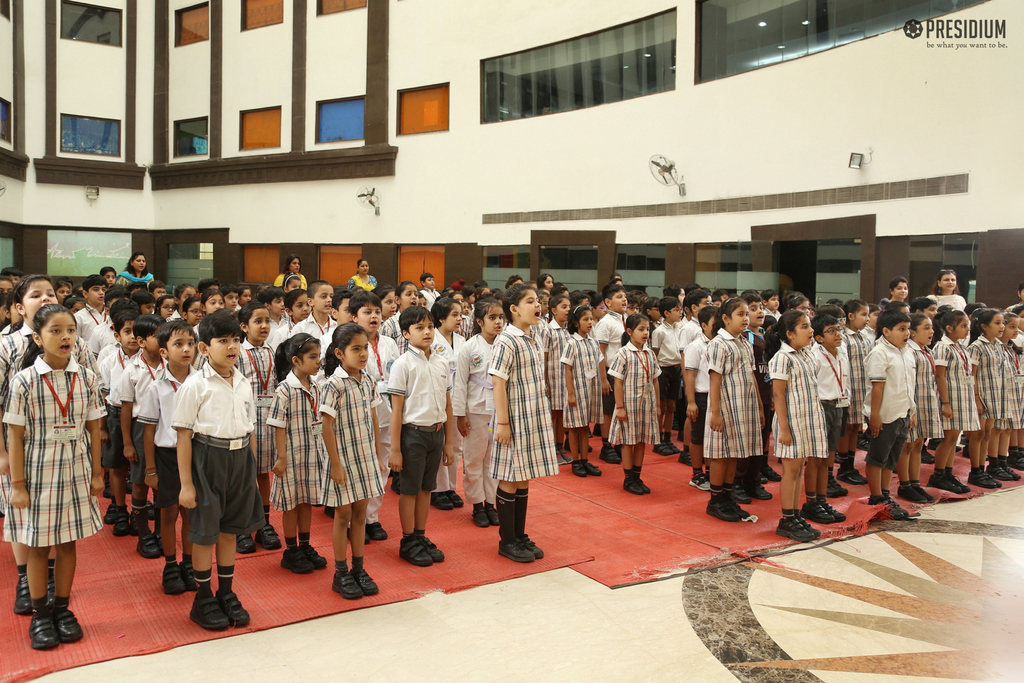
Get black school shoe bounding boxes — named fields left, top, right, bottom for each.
left=600, top=444, right=622, bottom=464
left=706, top=498, right=742, bottom=522
left=827, top=474, right=849, bottom=497
left=581, top=460, right=602, bottom=476
left=744, top=481, right=773, bottom=500
left=472, top=507, right=491, bottom=527
left=911, top=485, right=935, bottom=503
left=1009, top=453, right=1024, bottom=471
left=281, top=547, right=314, bottom=574
left=761, top=462, right=782, bottom=482
left=677, top=450, right=692, bottom=466
left=216, top=591, right=250, bottom=627
left=103, top=502, right=117, bottom=525
left=365, top=522, right=388, bottom=541
left=652, top=441, right=675, bottom=456
left=180, top=562, right=198, bottom=591
left=837, top=464, right=869, bottom=486
left=162, top=563, right=187, bottom=595
left=731, top=484, right=751, bottom=505
left=430, top=492, right=454, bottom=511
left=300, top=545, right=328, bottom=570
left=236, top=534, right=257, bottom=554
left=136, top=533, right=162, bottom=559
left=776, top=516, right=818, bottom=543
left=352, top=568, right=379, bottom=596
left=517, top=535, right=544, bottom=559
left=571, top=461, right=588, bottom=478
left=623, top=478, right=645, bottom=495
left=871, top=495, right=910, bottom=520
left=14, top=575, right=32, bottom=615
left=819, top=500, right=847, bottom=523
left=255, top=524, right=282, bottom=550
left=800, top=501, right=836, bottom=524
left=636, top=477, right=651, bottom=494
left=29, top=611, right=60, bottom=650
left=127, top=510, right=139, bottom=537
left=987, top=462, right=1017, bottom=482
left=897, top=484, right=929, bottom=503
left=968, top=470, right=1002, bottom=489
left=190, top=595, right=229, bottom=631
left=399, top=537, right=433, bottom=567
left=332, top=571, right=363, bottom=600
left=485, top=504, right=499, bottom=526
left=927, top=472, right=957, bottom=492
left=446, top=491, right=465, bottom=508
left=498, top=539, right=535, bottom=563
left=420, top=536, right=445, bottom=563
left=111, top=507, right=131, bottom=537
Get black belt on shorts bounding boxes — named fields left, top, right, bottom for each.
left=194, top=434, right=251, bottom=450
left=821, top=399, right=841, bottom=406
left=407, top=423, right=444, bottom=433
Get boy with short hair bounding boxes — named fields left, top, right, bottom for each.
left=388, top=306, right=454, bottom=567
left=864, top=310, right=916, bottom=520
left=119, top=314, right=168, bottom=558
left=175, top=311, right=264, bottom=630
left=675, top=288, right=713, bottom=452
left=195, top=278, right=220, bottom=296
left=132, top=289, right=156, bottom=315
left=651, top=297, right=683, bottom=456
left=94, top=300, right=140, bottom=365
left=910, top=296, right=938, bottom=319
left=267, top=288, right=309, bottom=351
left=332, top=288, right=354, bottom=326
left=257, top=286, right=287, bottom=338
left=761, top=289, right=780, bottom=316
left=75, top=274, right=108, bottom=342
left=592, top=282, right=628, bottom=464
left=148, top=279, right=167, bottom=297
left=419, top=273, right=439, bottom=310
left=684, top=305, right=717, bottom=491
left=291, top=281, right=337, bottom=348
left=219, top=283, right=240, bottom=311
left=139, top=320, right=198, bottom=595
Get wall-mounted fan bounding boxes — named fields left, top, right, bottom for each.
left=358, top=187, right=381, bottom=216
left=649, top=155, right=686, bottom=196
left=0, top=180, right=6, bottom=199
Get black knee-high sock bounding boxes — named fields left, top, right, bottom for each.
left=496, top=489, right=516, bottom=543
left=47, top=558, right=55, bottom=579
left=16, top=563, right=27, bottom=578
left=217, top=565, right=234, bottom=596
left=132, top=497, right=148, bottom=535
left=195, top=568, right=213, bottom=598
left=31, top=596, right=50, bottom=618
left=514, top=489, right=529, bottom=538
left=263, top=505, right=271, bottom=527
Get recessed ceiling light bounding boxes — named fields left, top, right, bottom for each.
left=778, top=45, right=785, bottom=49
left=802, top=20, right=810, bottom=25
left=644, top=53, right=652, bottom=57
left=758, top=21, right=767, bottom=27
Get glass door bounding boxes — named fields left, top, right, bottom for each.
left=815, top=238, right=861, bottom=304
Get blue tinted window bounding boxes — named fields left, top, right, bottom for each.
left=317, top=98, right=364, bottom=142
left=0, top=99, right=9, bottom=142
left=60, top=114, right=119, bottom=156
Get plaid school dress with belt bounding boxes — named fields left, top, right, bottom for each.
left=969, top=336, right=1009, bottom=421
left=267, top=371, right=328, bottom=510
left=608, top=343, right=661, bottom=446
left=319, top=367, right=384, bottom=506
left=768, top=344, right=828, bottom=460
left=704, top=330, right=762, bottom=459
left=237, top=341, right=278, bottom=474
left=3, top=358, right=105, bottom=546
left=995, top=342, right=1024, bottom=430
left=545, top=320, right=571, bottom=411
left=843, top=328, right=870, bottom=426
left=934, top=338, right=980, bottom=432
left=908, top=341, right=944, bottom=440
left=560, top=333, right=604, bottom=429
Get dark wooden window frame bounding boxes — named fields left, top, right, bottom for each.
left=317, top=0, right=366, bottom=16
left=397, top=82, right=450, bottom=137
left=174, top=2, right=209, bottom=47
left=315, top=95, right=365, bottom=144
left=241, top=0, right=284, bottom=31
left=1, top=0, right=10, bottom=20
left=60, top=112, right=121, bottom=157
left=60, top=0, right=123, bottom=47
left=239, top=105, right=282, bottom=150
left=0, top=96, right=11, bottom=143
left=173, top=115, right=209, bottom=157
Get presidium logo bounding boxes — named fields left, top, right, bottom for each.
left=903, top=17, right=1008, bottom=48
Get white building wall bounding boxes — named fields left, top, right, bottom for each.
left=0, top=8, right=13, bottom=153
left=305, top=2, right=366, bottom=151
left=168, top=0, right=211, bottom=163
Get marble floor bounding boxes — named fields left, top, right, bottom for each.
left=39, top=489, right=1024, bottom=683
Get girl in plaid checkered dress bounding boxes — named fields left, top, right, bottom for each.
left=931, top=310, right=977, bottom=493
left=765, top=310, right=825, bottom=542
left=381, top=281, right=418, bottom=357
left=268, top=333, right=328, bottom=575
left=546, top=294, right=571, bottom=463
left=609, top=314, right=661, bottom=495
left=490, top=284, right=559, bottom=564
left=837, top=299, right=870, bottom=486
left=994, top=312, right=1024, bottom=481
left=236, top=303, right=281, bottom=553
left=561, top=305, right=609, bottom=478
left=897, top=314, right=943, bottom=504
left=320, top=324, right=384, bottom=599
left=705, top=299, right=764, bottom=523
left=967, top=309, right=1008, bottom=489
left=5, top=304, right=106, bottom=650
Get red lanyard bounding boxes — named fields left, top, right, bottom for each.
left=302, top=386, right=319, bottom=418
left=312, top=316, right=330, bottom=337
left=87, top=308, right=107, bottom=325
left=950, top=342, right=970, bottom=375
left=919, top=346, right=936, bottom=375
left=369, top=337, right=383, bottom=378
left=117, top=350, right=125, bottom=369
left=246, top=348, right=271, bottom=394
left=43, top=373, right=77, bottom=423
left=1004, top=345, right=1020, bottom=374
left=820, top=346, right=844, bottom=391
left=143, top=359, right=163, bottom=381
left=637, top=348, right=651, bottom=384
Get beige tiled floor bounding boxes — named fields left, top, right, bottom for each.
left=39, top=488, right=1024, bottom=683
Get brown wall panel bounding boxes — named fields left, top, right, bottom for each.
left=530, top=229, right=618, bottom=286
left=279, top=244, right=319, bottom=284
left=444, top=243, right=481, bottom=289
left=361, top=243, right=397, bottom=286
left=874, top=236, right=910, bottom=303
left=977, top=228, right=1024, bottom=306
left=665, top=243, right=695, bottom=287
left=22, top=227, right=47, bottom=274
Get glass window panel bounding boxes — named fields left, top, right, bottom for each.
left=60, top=114, right=120, bottom=156
left=482, top=11, right=675, bottom=123
left=909, top=233, right=977, bottom=300
left=0, top=98, right=10, bottom=143
left=176, top=3, right=209, bottom=46
left=319, top=0, right=365, bottom=15
left=0, top=237, right=12, bottom=270
left=61, top=1, right=122, bottom=46
left=699, top=0, right=989, bottom=83
left=816, top=238, right=861, bottom=303
left=240, top=107, right=281, bottom=149
left=317, top=98, right=364, bottom=142
left=483, top=246, right=530, bottom=288
left=616, top=245, right=665, bottom=296
left=538, top=245, right=598, bottom=292
left=167, top=242, right=214, bottom=288
left=174, top=117, right=208, bottom=157
left=399, top=85, right=449, bottom=135
left=243, top=0, right=283, bottom=30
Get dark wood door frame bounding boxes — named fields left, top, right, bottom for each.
left=530, top=229, right=617, bottom=288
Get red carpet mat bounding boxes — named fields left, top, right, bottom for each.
left=0, top=438, right=1018, bottom=681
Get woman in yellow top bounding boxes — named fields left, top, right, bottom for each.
left=347, top=259, right=378, bottom=292
left=273, top=254, right=307, bottom=289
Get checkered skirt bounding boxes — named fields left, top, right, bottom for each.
left=545, top=325, right=570, bottom=411
left=935, top=340, right=980, bottom=432
left=319, top=373, right=384, bottom=506
left=608, top=347, right=661, bottom=446
left=560, top=336, right=604, bottom=429
left=969, top=339, right=1009, bottom=421
left=768, top=348, right=828, bottom=460
left=237, top=345, right=278, bottom=473
left=267, top=382, right=327, bottom=510
left=703, top=337, right=763, bottom=459
left=996, top=344, right=1024, bottom=430
left=908, top=346, right=944, bottom=441
left=843, top=328, right=870, bottom=425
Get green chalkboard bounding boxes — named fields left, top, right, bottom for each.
left=46, top=230, right=131, bottom=277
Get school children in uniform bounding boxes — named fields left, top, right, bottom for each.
left=651, top=297, right=683, bottom=456
left=5, top=303, right=106, bottom=649
left=736, top=293, right=776, bottom=499
left=73, top=275, right=108, bottom=344
left=931, top=309, right=977, bottom=492
left=292, top=281, right=338, bottom=353
left=266, top=288, right=309, bottom=352
left=429, top=297, right=466, bottom=510
left=453, top=299, right=504, bottom=526
left=993, top=311, right=1024, bottom=481
left=863, top=309, right=916, bottom=519
left=805, top=313, right=849, bottom=523
left=896, top=314, right=942, bottom=503
left=561, top=305, right=609, bottom=478
left=546, top=293, right=572, bottom=464
left=419, top=273, right=439, bottom=311
left=676, top=288, right=713, bottom=459
left=388, top=306, right=454, bottom=568
left=174, top=311, right=265, bottom=631
left=258, top=287, right=288, bottom=341
left=267, top=333, right=329, bottom=576
left=765, top=310, right=826, bottom=542
left=490, top=284, right=559, bottom=563
left=704, top=299, right=764, bottom=522
left=137, top=320, right=199, bottom=595
left=684, top=306, right=717, bottom=492
left=380, top=281, right=419, bottom=357
left=967, top=308, right=1009, bottom=488
left=235, top=302, right=281, bottom=553
left=837, top=299, right=871, bottom=486
left=609, top=314, right=661, bottom=495
left=593, top=282, right=628, bottom=465
left=349, top=291, right=398, bottom=540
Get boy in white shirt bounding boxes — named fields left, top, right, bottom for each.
left=651, top=297, right=683, bottom=456
left=74, top=274, right=108, bottom=343
left=592, top=282, right=628, bottom=464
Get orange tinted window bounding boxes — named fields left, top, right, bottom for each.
left=319, top=246, right=363, bottom=284
left=244, top=0, right=283, bottom=30
left=319, top=0, right=365, bottom=14
left=177, top=4, right=209, bottom=46
left=244, top=245, right=279, bottom=283
left=399, top=85, right=449, bottom=135
left=241, top=108, right=281, bottom=149
left=399, top=246, right=445, bottom=288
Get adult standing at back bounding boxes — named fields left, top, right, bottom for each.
left=879, top=276, right=909, bottom=310
left=274, top=254, right=307, bottom=290
left=928, top=269, right=967, bottom=311
left=348, top=259, right=377, bottom=292
left=116, top=251, right=154, bottom=287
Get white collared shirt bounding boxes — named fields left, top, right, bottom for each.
left=74, top=305, right=108, bottom=343
left=118, top=353, right=166, bottom=417
left=88, top=321, right=116, bottom=356
left=684, top=333, right=713, bottom=393
left=677, top=318, right=702, bottom=352
left=172, top=364, right=255, bottom=439
left=650, top=320, right=681, bottom=367
left=863, top=337, right=916, bottom=422
left=266, top=316, right=295, bottom=352
left=420, top=288, right=439, bottom=310
left=4, top=355, right=105, bottom=428
left=291, top=314, right=338, bottom=358
left=814, top=342, right=851, bottom=402
left=98, top=346, right=134, bottom=407
left=453, top=334, right=495, bottom=417
left=388, top=345, right=451, bottom=427
left=593, top=309, right=625, bottom=365
left=137, top=366, right=196, bottom=448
